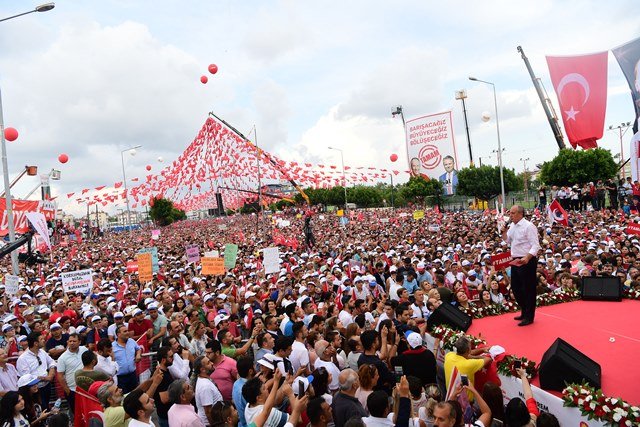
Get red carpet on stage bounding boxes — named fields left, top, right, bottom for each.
left=467, top=299, right=640, bottom=405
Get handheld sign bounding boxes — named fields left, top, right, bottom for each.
left=137, top=247, right=159, bottom=273
left=413, top=210, right=425, bottom=220
left=626, top=222, right=640, bottom=235
left=224, top=244, right=238, bottom=269
left=202, top=257, right=225, bottom=275
left=491, top=251, right=513, bottom=271
left=137, top=253, right=153, bottom=284
left=263, top=247, right=280, bottom=275
left=61, top=269, right=93, bottom=295
left=186, top=244, right=201, bottom=264
left=4, top=274, right=19, bottom=296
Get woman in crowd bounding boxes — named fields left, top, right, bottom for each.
left=17, top=376, right=50, bottom=426
left=355, top=363, right=378, bottom=411
left=189, top=320, right=209, bottom=358
left=0, top=391, right=29, bottom=427
left=477, top=290, right=494, bottom=308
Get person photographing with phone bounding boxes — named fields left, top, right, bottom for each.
left=501, top=205, right=541, bottom=327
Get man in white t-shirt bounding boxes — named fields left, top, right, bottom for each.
left=243, top=376, right=290, bottom=427
left=194, top=356, right=223, bottom=426
left=313, top=340, right=340, bottom=393
left=337, top=298, right=354, bottom=328
left=122, top=388, right=157, bottom=427
left=289, top=321, right=310, bottom=375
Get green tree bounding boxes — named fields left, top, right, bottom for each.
left=400, top=176, right=443, bottom=206
left=457, top=165, right=522, bottom=201
left=348, top=185, right=382, bottom=208
left=149, top=197, right=186, bottom=226
left=538, top=148, right=617, bottom=186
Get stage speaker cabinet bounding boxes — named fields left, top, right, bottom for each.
left=539, top=338, right=601, bottom=392
left=427, top=302, right=472, bottom=332
left=215, top=192, right=225, bottom=214
left=581, top=276, right=622, bottom=301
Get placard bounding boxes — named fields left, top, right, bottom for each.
left=428, top=224, right=440, bottom=232
left=490, top=251, right=513, bottom=270
left=204, top=250, right=219, bottom=258
left=413, top=210, right=425, bottom=220
left=186, top=244, right=201, bottom=264
left=337, top=209, right=344, bottom=217
left=151, top=229, right=161, bottom=240
left=137, top=247, right=159, bottom=273
left=60, top=269, right=93, bottom=295
left=263, top=247, right=280, bottom=274
left=137, top=253, right=153, bottom=284
left=224, top=243, right=238, bottom=269
left=626, top=221, right=640, bottom=235
left=126, top=261, right=138, bottom=273
left=4, top=274, right=19, bottom=296
left=218, top=224, right=228, bottom=231
left=202, top=257, right=225, bottom=275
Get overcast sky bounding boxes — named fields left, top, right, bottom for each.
left=0, top=0, right=638, bottom=216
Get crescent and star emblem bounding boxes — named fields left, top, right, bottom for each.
left=556, top=73, right=590, bottom=121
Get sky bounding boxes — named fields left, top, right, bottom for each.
left=0, top=0, right=638, bottom=217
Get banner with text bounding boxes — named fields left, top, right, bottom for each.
left=137, top=253, right=153, bottom=283
left=224, top=244, right=239, bottom=269
left=26, top=212, right=51, bottom=250
left=61, top=269, right=93, bottom=295
left=626, top=222, right=640, bottom=235
left=137, top=247, right=159, bottom=273
left=263, top=247, right=280, bottom=274
left=491, top=251, right=513, bottom=270
left=405, top=111, right=459, bottom=195
left=4, top=274, right=19, bottom=296
left=201, top=257, right=225, bottom=275
left=185, top=244, right=201, bottom=264
left=0, top=199, right=56, bottom=236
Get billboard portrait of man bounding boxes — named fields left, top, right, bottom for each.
left=438, top=155, right=458, bottom=195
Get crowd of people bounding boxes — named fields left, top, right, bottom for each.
left=1, top=197, right=639, bottom=427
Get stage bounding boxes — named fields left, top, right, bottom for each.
left=466, top=299, right=640, bottom=405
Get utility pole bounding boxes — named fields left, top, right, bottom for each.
left=455, top=90, right=474, bottom=166
left=608, top=122, right=632, bottom=179
left=520, top=157, right=530, bottom=202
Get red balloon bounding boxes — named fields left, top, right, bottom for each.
left=146, top=165, right=152, bottom=171
left=390, top=153, right=398, bottom=162
left=149, top=198, right=154, bottom=207
left=4, top=127, right=18, bottom=142
left=208, top=64, right=218, bottom=74
left=200, top=75, right=208, bottom=84
left=58, top=154, right=69, bottom=164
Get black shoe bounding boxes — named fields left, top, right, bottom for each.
left=518, top=320, right=533, bottom=326
left=514, top=315, right=524, bottom=320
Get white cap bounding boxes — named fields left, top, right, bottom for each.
left=245, top=291, right=256, bottom=298
left=406, top=332, right=423, bottom=349
left=214, top=313, right=230, bottom=327
left=17, top=374, right=40, bottom=388
left=91, top=315, right=101, bottom=322
left=132, top=308, right=143, bottom=316
left=114, top=312, right=124, bottom=319
left=50, top=323, right=62, bottom=330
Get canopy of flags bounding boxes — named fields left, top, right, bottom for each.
left=68, top=114, right=405, bottom=211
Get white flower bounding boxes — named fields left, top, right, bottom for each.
left=585, top=394, right=593, bottom=402
left=589, top=402, right=596, bottom=410
left=611, top=398, right=619, bottom=405
left=613, top=413, right=622, bottom=422
left=603, top=406, right=611, bottom=413
left=580, top=388, right=588, bottom=394
left=578, top=399, right=584, bottom=406
left=625, top=421, right=632, bottom=426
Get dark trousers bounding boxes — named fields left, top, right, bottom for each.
left=65, top=390, right=75, bottom=416
left=117, top=371, right=139, bottom=394
left=510, top=257, right=537, bottom=321
left=39, top=382, right=52, bottom=409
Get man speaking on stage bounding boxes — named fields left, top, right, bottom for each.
left=501, top=205, right=541, bottom=326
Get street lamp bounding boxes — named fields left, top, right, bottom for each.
left=608, top=122, right=632, bottom=179
left=121, top=145, right=142, bottom=231
left=0, top=3, right=55, bottom=23
left=0, top=3, right=55, bottom=274
left=328, top=146, right=347, bottom=211
left=469, top=76, right=506, bottom=210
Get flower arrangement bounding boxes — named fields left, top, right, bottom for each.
left=460, top=303, right=504, bottom=319
left=624, top=287, right=640, bottom=300
left=563, top=382, right=640, bottom=426
left=430, top=324, right=486, bottom=351
left=536, top=288, right=581, bottom=307
left=496, top=355, right=538, bottom=379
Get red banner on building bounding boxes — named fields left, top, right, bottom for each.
left=491, top=251, right=513, bottom=270
left=0, top=199, right=55, bottom=236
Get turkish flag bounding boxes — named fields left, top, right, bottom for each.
left=547, top=199, right=569, bottom=227
left=546, top=52, right=608, bottom=150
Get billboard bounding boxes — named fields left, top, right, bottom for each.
left=405, top=111, right=459, bottom=195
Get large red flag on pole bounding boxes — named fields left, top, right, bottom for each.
left=546, top=52, right=608, bottom=150
left=548, top=199, right=569, bottom=227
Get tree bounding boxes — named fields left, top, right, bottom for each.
left=538, top=148, right=617, bottom=186
left=400, top=176, right=443, bottom=206
left=456, top=165, right=522, bottom=201
left=149, top=197, right=186, bottom=226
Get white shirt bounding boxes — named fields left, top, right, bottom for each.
left=389, top=281, right=402, bottom=301
left=95, top=354, right=119, bottom=385
left=289, top=340, right=309, bottom=373
left=57, top=346, right=88, bottom=391
left=16, top=348, right=56, bottom=382
left=108, top=321, right=127, bottom=338
left=338, top=309, right=354, bottom=327
left=313, top=358, right=341, bottom=392
left=410, top=302, right=429, bottom=319
left=195, top=376, right=223, bottom=427
left=128, top=419, right=156, bottom=427
left=353, top=286, right=370, bottom=300
left=169, top=353, right=191, bottom=380
left=505, top=217, right=541, bottom=258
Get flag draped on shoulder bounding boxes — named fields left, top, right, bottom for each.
left=546, top=51, right=608, bottom=150
left=548, top=199, right=569, bottom=226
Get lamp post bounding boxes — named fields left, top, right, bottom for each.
left=0, top=2, right=55, bottom=274
left=520, top=157, right=530, bottom=203
left=328, top=147, right=347, bottom=211
left=469, top=76, right=506, bottom=210
left=121, top=145, right=142, bottom=232
left=608, top=122, right=632, bottom=179
left=455, top=90, right=474, bottom=166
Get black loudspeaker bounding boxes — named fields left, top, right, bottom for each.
left=215, top=192, right=225, bottom=215
left=427, top=303, right=472, bottom=332
left=581, top=276, right=622, bottom=301
left=539, top=338, right=601, bottom=391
